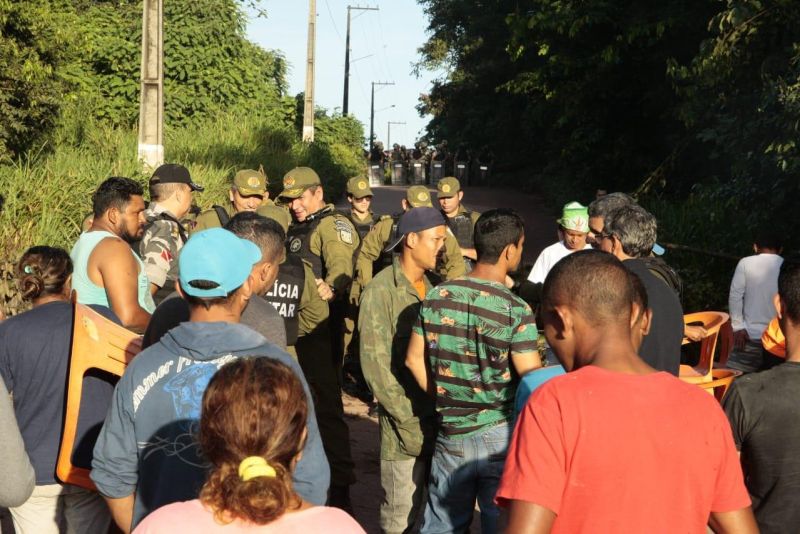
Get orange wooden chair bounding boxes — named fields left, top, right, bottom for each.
left=679, top=311, right=730, bottom=385
left=56, top=301, right=141, bottom=491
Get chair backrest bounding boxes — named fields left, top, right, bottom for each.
left=682, top=311, right=730, bottom=382
left=56, top=301, right=141, bottom=491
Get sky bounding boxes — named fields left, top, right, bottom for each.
left=245, top=0, right=441, bottom=147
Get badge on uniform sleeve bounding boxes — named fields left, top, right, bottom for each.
left=334, top=219, right=354, bottom=245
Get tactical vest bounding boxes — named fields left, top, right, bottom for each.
left=286, top=208, right=334, bottom=279
left=263, top=253, right=305, bottom=346
left=446, top=210, right=476, bottom=249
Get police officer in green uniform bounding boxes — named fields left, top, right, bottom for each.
left=192, top=168, right=272, bottom=231
left=353, top=185, right=465, bottom=297
left=277, top=166, right=358, bottom=510
left=437, top=176, right=481, bottom=272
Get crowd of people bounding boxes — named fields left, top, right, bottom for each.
left=0, top=162, right=794, bottom=534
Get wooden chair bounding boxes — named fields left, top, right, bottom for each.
left=679, top=311, right=730, bottom=385
left=56, top=301, right=141, bottom=491
left=697, top=368, right=740, bottom=402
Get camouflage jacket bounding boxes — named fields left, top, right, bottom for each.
left=359, top=256, right=436, bottom=460
left=139, top=204, right=186, bottom=289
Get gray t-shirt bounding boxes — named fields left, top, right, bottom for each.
left=142, top=293, right=287, bottom=350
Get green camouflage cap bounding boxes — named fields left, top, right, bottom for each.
left=233, top=169, right=268, bottom=196
left=557, top=201, right=589, bottom=233
left=279, top=167, right=321, bottom=199
left=256, top=203, right=291, bottom=234
left=436, top=176, right=461, bottom=198
left=346, top=176, right=373, bottom=198
left=406, top=185, right=433, bottom=208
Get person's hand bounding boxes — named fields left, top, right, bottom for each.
left=733, top=329, right=750, bottom=350
left=315, top=278, right=334, bottom=301
left=683, top=324, right=707, bottom=342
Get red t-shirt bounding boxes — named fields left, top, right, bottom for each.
left=496, top=366, right=750, bottom=532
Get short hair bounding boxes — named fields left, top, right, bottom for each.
left=587, top=192, right=634, bottom=223
left=92, top=177, right=143, bottom=218
left=199, top=358, right=307, bottom=524
left=149, top=181, right=186, bottom=202
left=474, top=209, right=525, bottom=264
left=755, top=229, right=782, bottom=251
left=16, top=246, right=72, bottom=301
left=224, top=212, right=286, bottom=263
left=542, top=249, right=635, bottom=327
left=778, top=262, right=800, bottom=322
left=180, top=280, right=238, bottom=311
left=604, top=204, right=657, bottom=258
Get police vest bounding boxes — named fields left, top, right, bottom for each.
left=263, top=253, right=305, bottom=346
left=286, top=208, right=335, bottom=279
left=446, top=211, right=476, bottom=249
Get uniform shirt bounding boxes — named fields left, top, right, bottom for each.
left=191, top=201, right=235, bottom=233
left=527, top=241, right=592, bottom=284
left=139, top=203, right=186, bottom=289
left=497, top=366, right=751, bottom=532
left=359, top=257, right=436, bottom=461
left=354, top=216, right=465, bottom=293
left=729, top=253, right=783, bottom=339
left=413, top=277, right=538, bottom=437
left=723, top=362, right=800, bottom=533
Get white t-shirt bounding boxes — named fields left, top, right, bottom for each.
left=728, top=253, right=783, bottom=339
left=527, top=241, right=592, bottom=284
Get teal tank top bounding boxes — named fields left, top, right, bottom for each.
left=70, top=230, right=156, bottom=313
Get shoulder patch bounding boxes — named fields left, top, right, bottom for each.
left=289, top=237, right=302, bottom=253
left=334, top=219, right=354, bottom=245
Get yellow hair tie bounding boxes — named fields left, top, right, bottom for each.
left=238, top=456, right=277, bottom=481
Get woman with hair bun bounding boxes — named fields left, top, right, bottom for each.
left=134, top=358, right=365, bottom=533
left=0, top=246, right=117, bottom=533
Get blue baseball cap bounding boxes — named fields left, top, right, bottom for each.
left=384, top=207, right=446, bottom=252
left=179, top=228, right=262, bottom=297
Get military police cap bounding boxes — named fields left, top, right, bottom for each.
left=149, top=163, right=204, bottom=192
left=279, top=167, right=321, bottom=199
left=406, top=185, right=433, bottom=208
left=234, top=169, right=268, bottom=196
left=436, top=176, right=461, bottom=198
left=256, top=203, right=291, bottom=234
left=346, top=176, right=373, bottom=199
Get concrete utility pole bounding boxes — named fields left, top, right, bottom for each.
left=369, top=81, right=394, bottom=147
left=302, top=0, right=317, bottom=142
left=387, top=121, right=406, bottom=148
left=137, top=0, right=164, bottom=170
left=343, top=5, right=378, bottom=116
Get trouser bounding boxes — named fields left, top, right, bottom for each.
left=10, top=483, right=111, bottom=534
left=421, top=422, right=512, bottom=534
left=296, top=325, right=355, bottom=488
left=380, top=456, right=430, bottom=534
left=727, top=340, right=764, bottom=373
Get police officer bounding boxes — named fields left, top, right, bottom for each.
left=139, top=163, right=203, bottom=305
left=354, top=185, right=465, bottom=296
left=192, top=168, right=272, bottom=231
left=437, top=176, right=481, bottom=272
left=277, top=166, right=357, bottom=510
left=342, top=176, right=386, bottom=240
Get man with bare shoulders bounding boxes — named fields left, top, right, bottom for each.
left=70, top=177, right=154, bottom=332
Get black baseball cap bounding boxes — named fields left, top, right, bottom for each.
left=149, top=163, right=204, bottom=192
left=384, top=207, right=446, bottom=252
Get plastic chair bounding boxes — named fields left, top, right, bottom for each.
left=697, top=368, right=740, bottom=402
left=678, top=311, right=730, bottom=385
left=56, top=301, right=141, bottom=491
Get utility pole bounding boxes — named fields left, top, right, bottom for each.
left=369, top=81, right=394, bottom=148
left=387, top=121, right=406, bottom=148
left=302, top=0, right=316, bottom=142
left=137, top=0, right=164, bottom=170
left=343, top=5, right=378, bottom=116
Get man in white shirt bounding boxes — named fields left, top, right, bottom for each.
left=728, top=231, right=784, bottom=372
left=527, top=201, right=592, bottom=284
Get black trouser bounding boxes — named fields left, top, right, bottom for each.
left=295, top=322, right=355, bottom=488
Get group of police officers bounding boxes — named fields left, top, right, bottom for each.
left=136, top=163, right=482, bottom=512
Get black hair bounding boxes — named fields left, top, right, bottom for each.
left=542, top=249, right=635, bottom=327
left=180, top=280, right=239, bottom=311
left=778, top=262, right=800, bottom=322
left=92, top=177, right=144, bottom=218
left=754, top=229, right=782, bottom=251
left=17, top=246, right=72, bottom=301
left=224, top=212, right=286, bottom=263
left=629, top=270, right=648, bottom=322
left=474, top=208, right=525, bottom=264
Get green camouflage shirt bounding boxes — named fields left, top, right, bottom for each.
left=413, top=276, right=538, bottom=438
left=139, top=204, right=186, bottom=289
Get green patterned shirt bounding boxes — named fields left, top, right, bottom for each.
left=413, top=276, right=538, bottom=437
